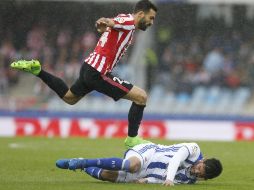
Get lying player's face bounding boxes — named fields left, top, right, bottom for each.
left=138, top=9, right=156, bottom=31
left=191, top=160, right=206, bottom=179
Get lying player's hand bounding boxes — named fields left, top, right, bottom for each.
left=135, top=178, right=148, bottom=184
left=162, top=179, right=174, bottom=186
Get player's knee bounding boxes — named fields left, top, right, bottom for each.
left=66, top=100, right=78, bottom=105
left=63, top=96, right=79, bottom=105
left=135, top=90, right=147, bottom=105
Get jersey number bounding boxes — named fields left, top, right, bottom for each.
left=113, top=77, right=130, bottom=84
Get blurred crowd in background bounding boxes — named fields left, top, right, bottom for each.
left=1, top=1, right=254, bottom=114
left=0, top=1, right=131, bottom=97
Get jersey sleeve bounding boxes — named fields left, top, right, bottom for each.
left=182, top=143, right=203, bottom=164
left=112, top=14, right=135, bottom=31
left=165, top=146, right=189, bottom=182
left=165, top=143, right=202, bottom=182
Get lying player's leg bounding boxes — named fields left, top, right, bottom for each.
left=56, top=156, right=141, bottom=173
left=84, top=167, right=141, bottom=183
left=84, top=167, right=119, bottom=182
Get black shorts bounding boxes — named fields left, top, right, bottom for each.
left=70, top=63, right=133, bottom=101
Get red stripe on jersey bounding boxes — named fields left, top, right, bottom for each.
left=101, top=75, right=130, bottom=93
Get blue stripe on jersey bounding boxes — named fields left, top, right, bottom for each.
left=186, top=152, right=203, bottom=164
left=155, top=146, right=182, bottom=153
left=185, top=159, right=195, bottom=165
left=147, top=162, right=168, bottom=169
left=197, top=152, right=203, bottom=161
left=145, top=174, right=166, bottom=181
left=138, top=144, right=157, bottom=154
left=137, top=144, right=183, bottom=155
left=164, top=155, right=173, bottom=158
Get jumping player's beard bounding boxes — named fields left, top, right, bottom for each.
left=138, top=18, right=150, bottom=31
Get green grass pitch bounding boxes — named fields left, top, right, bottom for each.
left=0, top=137, right=253, bottom=190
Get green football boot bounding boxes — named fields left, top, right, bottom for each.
left=124, top=136, right=151, bottom=149
left=10, top=59, right=41, bottom=76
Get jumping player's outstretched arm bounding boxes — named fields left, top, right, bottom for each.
left=95, top=14, right=135, bottom=33
left=95, top=17, right=115, bottom=33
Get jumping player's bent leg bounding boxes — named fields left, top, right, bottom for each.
left=62, top=90, right=83, bottom=105
left=123, top=86, right=147, bottom=106
left=10, top=60, right=84, bottom=105
left=90, top=72, right=150, bottom=148
left=92, top=74, right=149, bottom=148
left=123, top=86, right=151, bottom=148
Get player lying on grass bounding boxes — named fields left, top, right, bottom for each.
left=56, top=142, right=222, bottom=186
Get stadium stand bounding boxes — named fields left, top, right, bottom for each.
left=1, top=1, right=254, bottom=115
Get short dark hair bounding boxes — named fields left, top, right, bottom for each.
left=204, top=158, right=223, bottom=180
left=134, top=0, right=158, bottom=13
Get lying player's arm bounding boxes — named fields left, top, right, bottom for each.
left=163, top=147, right=189, bottom=186
left=95, top=17, right=115, bottom=33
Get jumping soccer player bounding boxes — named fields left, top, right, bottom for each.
left=56, top=142, right=223, bottom=186
left=10, top=0, right=157, bottom=148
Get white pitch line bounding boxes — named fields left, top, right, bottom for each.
left=8, top=143, right=25, bottom=149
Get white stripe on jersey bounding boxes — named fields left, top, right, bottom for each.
left=114, top=24, right=135, bottom=30
left=87, top=53, right=96, bottom=65
left=91, top=54, right=100, bottom=67
left=117, top=31, right=123, bottom=43
left=97, top=56, right=106, bottom=72
left=116, top=14, right=134, bottom=21
left=111, top=30, right=134, bottom=70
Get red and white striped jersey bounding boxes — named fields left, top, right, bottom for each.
left=84, top=14, right=135, bottom=75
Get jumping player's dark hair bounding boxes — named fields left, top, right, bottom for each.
left=134, top=0, right=158, bottom=13
left=204, top=158, right=223, bottom=180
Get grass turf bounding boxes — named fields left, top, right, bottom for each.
left=0, top=137, right=253, bottom=190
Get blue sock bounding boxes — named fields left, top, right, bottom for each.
left=86, top=158, right=130, bottom=171
left=84, top=167, right=102, bottom=180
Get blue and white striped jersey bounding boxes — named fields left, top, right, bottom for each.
left=121, top=142, right=203, bottom=184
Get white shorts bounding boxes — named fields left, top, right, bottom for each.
left=116, top=143, right=157, bottom=183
